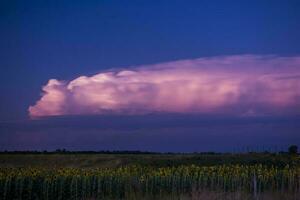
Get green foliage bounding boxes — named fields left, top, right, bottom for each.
left=288, top=145, right=298, bottom=155
left=0, top=165, right=299, bottom=200
left=0, top=154, right=299, bottom=199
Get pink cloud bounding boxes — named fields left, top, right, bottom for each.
left=29, top=55, right=300, bottom=118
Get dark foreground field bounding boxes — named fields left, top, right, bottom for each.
left=0, top=153, right=299, bottom=200
left=1, top=152, right=299, bottom=168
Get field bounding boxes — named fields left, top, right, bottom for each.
left=0, top=153, right=299, bottom=200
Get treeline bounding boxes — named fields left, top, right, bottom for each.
left=0, top=150, right=224, bottom=155
left=0, top=149, right=162, bottom=155
left=0, top=149, right=297, bottom=155
left=0, top=145, right=297, bottom=155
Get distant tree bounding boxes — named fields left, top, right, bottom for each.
left=55, top=149, right=62, bottom=153
left=288, top=145, right=298, bottom=155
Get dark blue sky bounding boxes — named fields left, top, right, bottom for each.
left=0, top=0, right=299, bottom=151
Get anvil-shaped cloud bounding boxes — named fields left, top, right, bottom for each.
left=29, top=55, right=300, bottom=118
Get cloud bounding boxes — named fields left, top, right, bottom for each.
left=29, top=55, right=300, bottom=118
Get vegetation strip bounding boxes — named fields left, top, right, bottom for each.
left=1, top=164, right=299, bottom=199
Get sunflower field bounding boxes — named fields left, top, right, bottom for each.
left=0, top=164, right=299, bottom=199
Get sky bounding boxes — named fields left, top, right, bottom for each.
left=0, top=0, right=300, bottom=151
